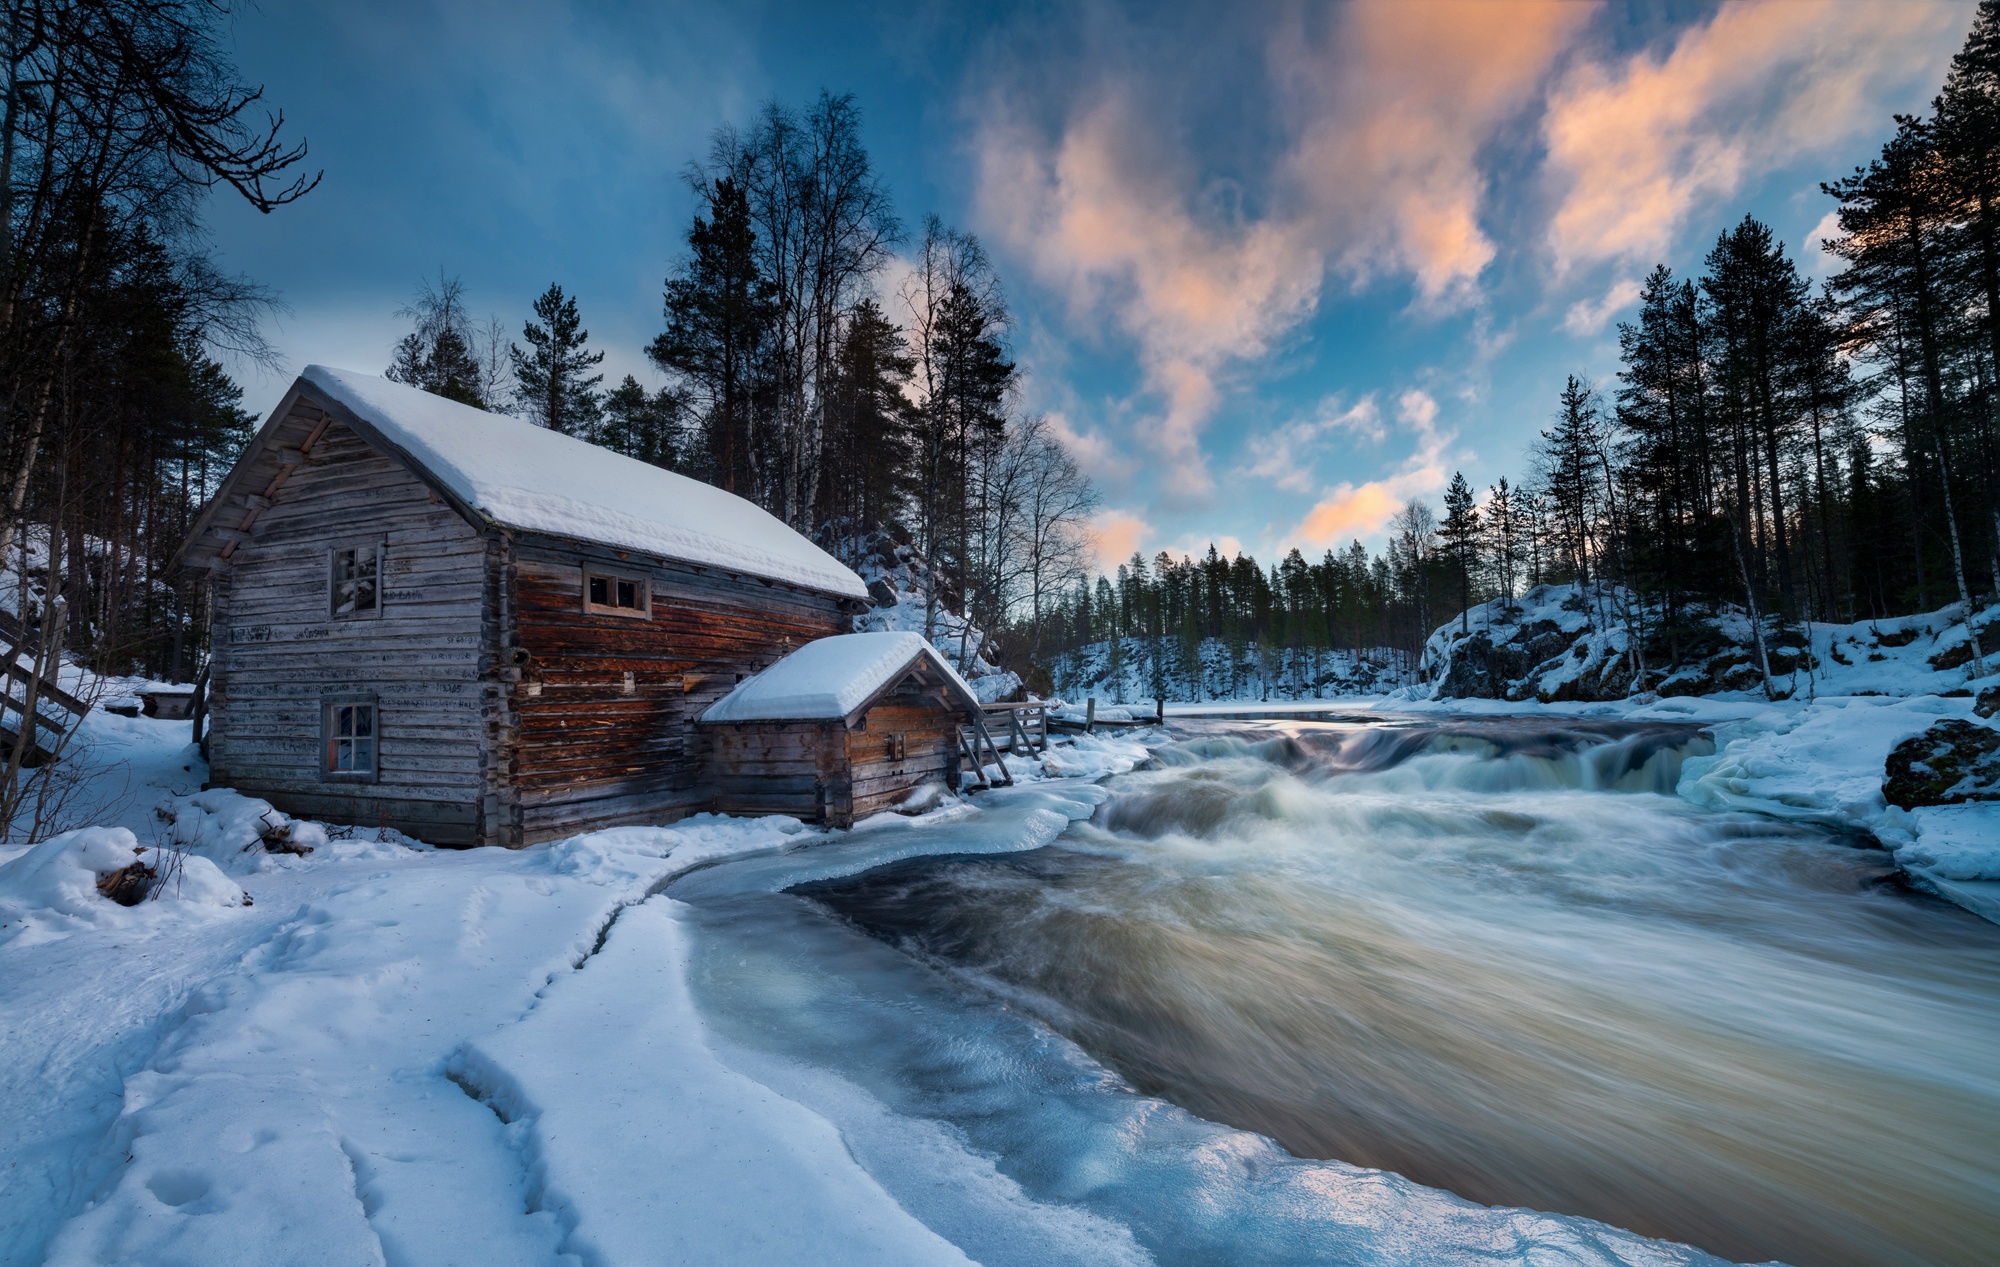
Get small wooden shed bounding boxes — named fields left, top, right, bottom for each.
left=699, top=632, right=982, bottom=827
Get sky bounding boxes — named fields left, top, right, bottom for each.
left=210, top=0, right=1977, bottom=571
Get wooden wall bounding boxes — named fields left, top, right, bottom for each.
left=842, top=686, right=962, bottom=821
left=206, top=417, right=495, bottom=845
left=502, top=536, right=850, bottom=843
left=705, top=681, right=962, bottom=827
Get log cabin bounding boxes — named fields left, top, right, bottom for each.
left=699, top=631, right=978, bottom=827
left=175, top=365, right=897, bottom=847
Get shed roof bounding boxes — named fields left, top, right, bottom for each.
left=181, top=367, right=868, bottom=600
left=700, top=632, right=979, bottom=723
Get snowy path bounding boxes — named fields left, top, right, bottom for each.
left=4, top=814, right=977, bottom=1267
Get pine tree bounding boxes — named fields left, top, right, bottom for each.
left=651, top=177, right=776, bottom=496
left=1439, top=472, right=1480, bottom=633
left=511, top=284, right=605, bottom=437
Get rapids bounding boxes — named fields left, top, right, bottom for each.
left=673, top=717, right=2000, bottom=1267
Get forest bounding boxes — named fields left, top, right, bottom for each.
left=1036, top=4, right=2000, bottom=701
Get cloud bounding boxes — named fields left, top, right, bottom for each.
left=969, top=1, right=1586, bottom=497
left=1292, top=389, right=1450, bottom=545
left=1543, top=0, right=1963, bottom=273
left=1562, top=276, right=1642, bottom=336
left=1274, top=1, right=1592, bottom=307
left=1240, top=393, right=1384, bottom=493
left=1087, top=509, right=1153, bottom=570
left=1800, top=208, right=1845, bottom=276
left=973, top=95, right=1319, bottom=497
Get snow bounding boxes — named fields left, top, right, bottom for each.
left=300, top=366, right=868, bottom=601
left=701, top=631, right=974, bottom=723
left=451, top=900, right=974, bottom=1267
left=0, top=827, right=248, bottom=944
left=4, top=649, right=1995, bottom=1261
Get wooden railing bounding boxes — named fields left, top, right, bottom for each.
left=957, top=702, right=1051, bottom=790
left=981, top=701, right=1048, bottom=754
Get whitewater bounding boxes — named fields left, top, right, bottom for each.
left=2, top=709, right=1995, bottom=1266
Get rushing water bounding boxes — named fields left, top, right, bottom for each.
left=671, top=718, right=2000, bottom=1267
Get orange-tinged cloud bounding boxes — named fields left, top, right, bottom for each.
left=1292, top=389, right=1450, bottom=545
left=973, top=2, right=1583, bottom=497
left=1277, top=0, right=1592, bottom=306
left=976, top=95, right=1318, bottom=497
left=1087, top=510, right=1152, bottom=571
left=1545, top=0, right=1962, bottom=271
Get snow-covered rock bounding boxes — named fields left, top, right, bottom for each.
left=845, top=528, right=1022, bottom=702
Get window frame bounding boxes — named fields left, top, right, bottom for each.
left=321, top=694, right=380, bottom=783
left=581, top=567, right=651, bottom=619
left=328, top=540, right=386, bottom=620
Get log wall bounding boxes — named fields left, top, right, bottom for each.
left=206, top=417, right=495, bottom=845
left=704, top=682, right=962, bottom=827
left=503, top=536, right=850, bottom=842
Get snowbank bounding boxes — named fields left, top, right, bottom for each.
left=0, top=826, right=248, bottom=945
left=450, top=901, right=974, bottom=1266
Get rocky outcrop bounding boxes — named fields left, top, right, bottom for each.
left=1883, top=719, right=2000, bottom=809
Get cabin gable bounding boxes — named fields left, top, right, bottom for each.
left=204, top=412, right=496, bottom=845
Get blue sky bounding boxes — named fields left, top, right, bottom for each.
left=212, top=0, right=1974, bottom=569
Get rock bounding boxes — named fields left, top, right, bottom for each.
left=1976, top=686, right=2000, bottom=719
left=1929, top=642, right=1976, bottom=672
left=865, top=578, right=898, bottom=608
left=1883, top=719, right=2000, bottom=809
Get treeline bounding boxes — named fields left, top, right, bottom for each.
left=1037, top=2, right=2000, bottom=696
left=0, top=0, right=313, bottom=828
left=385, top=94, right=1099, bottom=664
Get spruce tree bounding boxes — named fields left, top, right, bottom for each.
left=511, top=283, right=605, bottom=437
left=651, top=177, right=776, bottom=496
left=600, top=376, right=684, bottom=469
left=386, top=273, right=486, bottom=408
left=1439, top=472, right=1480, bottom=633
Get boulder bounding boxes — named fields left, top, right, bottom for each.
left=1883, top=719, right=2000, bottom=809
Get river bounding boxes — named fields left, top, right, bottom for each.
left=668, top=716, right=2000, bottom=1267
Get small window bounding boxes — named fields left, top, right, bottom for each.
left=324, top=700, right=377, bottom=780
left=331, top=544, right=382, bottom=618
left=583, top=570, right=649, bottom=618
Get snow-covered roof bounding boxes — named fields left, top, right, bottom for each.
left=298, top=366, right=868, bottom=600
left=700, top=632, right=978, bottom=723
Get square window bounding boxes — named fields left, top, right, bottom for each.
left=331, top=545, right=381, bottom=617
left=325, top=701, right=377, bottom=778
left=583, top=571, right=648, bottom=618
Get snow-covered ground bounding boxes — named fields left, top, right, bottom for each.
left=2, top=656, right=1992, bottom=1263
left=0, top=710, right=1151, bottom=1266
